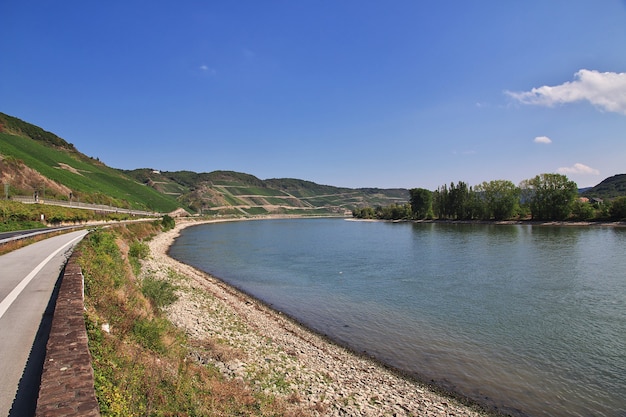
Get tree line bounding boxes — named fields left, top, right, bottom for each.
left=352, top=173, right=626, bottom=222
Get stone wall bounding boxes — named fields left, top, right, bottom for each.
left=35, top=252, right=100, bottom=417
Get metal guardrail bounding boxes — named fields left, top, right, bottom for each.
left=9, top=196, right=160, bottom=217
left=0, top=225, right=84, bottom=245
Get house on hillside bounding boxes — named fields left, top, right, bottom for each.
left=168, top=207, right=190, bottom=217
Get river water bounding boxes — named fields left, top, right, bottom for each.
left=169, top=218, right=626, bottom=417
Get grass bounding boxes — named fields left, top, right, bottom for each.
left=0, top=200, right=135, bottom=233
left=0, top=132, right=180, bottom=212
left=78, top=222, right=310, bottom=416
left=226, top=186, right=289, bottom=197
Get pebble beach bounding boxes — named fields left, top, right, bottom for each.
left=141, top=218, right=497, bottom=417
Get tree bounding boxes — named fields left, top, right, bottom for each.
left=571, top=200, right=595, bottom=221
left=449, top=181, right=470, bottom=220
left=352, top=207, right=375, bottom=219
left=520, top=173, right=578, bottom=220
left=476, top=180, right=520, bottom=220
left=409, top=188, right=433, bottom=219
left=433, top=185, right=449, bottom=219
left=609, top=196, right=626, bottom=220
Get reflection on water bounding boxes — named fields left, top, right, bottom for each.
left=170, top=219, right=626, bottom=417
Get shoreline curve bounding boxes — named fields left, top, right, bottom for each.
left=143, top=217, right=502, bottom=416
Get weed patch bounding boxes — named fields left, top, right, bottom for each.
left=141, top=275, right=178, bottom=309
left=79, top=223, right=304, bottom=416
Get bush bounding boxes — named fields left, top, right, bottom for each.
left=132, top=318, right=168, bottom=353
left=129, top=240, right=149, bottom=259
left=571, top=201, right=595, bottom=221
left=161, top=214, right=175, bottom=231
left=141, top=275, right=178, bottom=309
left=609, top=197, right=626, bottom=221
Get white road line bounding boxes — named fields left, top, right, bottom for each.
left=0, top=233, right=86, bottom=320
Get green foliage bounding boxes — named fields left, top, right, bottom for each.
left=476, top=180, right=520, bottom=220
left=582, top=174, right=626, bottom=200
left=433, top=181, right=475, bottom=220
left=80, top=222, right=299, bottom=416
left=571, top=200, right=595, bottom=221
left=521, top=173, right=578, bottom=220
left=353, top=203, right=411, bottom=220
left=141, top=275, right=178, bottom=309
left=243, top=206, right=269, bottom=215
left=352, top=207, right=376, bottom=219
left=609, top=196, right=626, bottom=220
left=128, top=240, right=150, bottom=275
left=359, top=174, right=601, bottom=222
left=0, top=112, right=76, bottom=150
left=409, top=188, right=433, bottom=219
left=132, top=318, right=169, bottom=353
left=82, top=229, right=126, bottom=292
left=160, top=214, right=175, bottom=231
left=0, top=131, right=180, bottom=212
left=0, top=200, right=129, bottom=231
left=128, top=240, right=149, bottom=259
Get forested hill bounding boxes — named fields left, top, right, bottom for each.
left=582, top=174, right=626, bottom=200
left=123, top=168, right=409, bottom=216
left=0, top=112, right=77, bottom=152
left=0, top=112, right=408, bottom=215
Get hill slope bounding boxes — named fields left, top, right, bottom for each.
left=582, top=174, right=626, bottom=200
left=0, top=113, right=181, bottom=212
left=4, top=112, right=626, bottom=216
left=1, top=112, right=409, bottom=215
left=125, top=169, right=409, bottom=216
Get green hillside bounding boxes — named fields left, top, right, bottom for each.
left=582, top=174, right=626, bottom=200
left=5, top=112, right=626, bottom=218
left=2, top=112, right=408, bottom=216
left=125, top=169, right=410, bottom=216
left=0, top=113, right=180, bottom=212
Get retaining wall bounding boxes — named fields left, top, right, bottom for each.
left=35, top=252, right=100, bottom=416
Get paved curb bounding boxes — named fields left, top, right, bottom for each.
left=35, top=252, right=100, bottom=417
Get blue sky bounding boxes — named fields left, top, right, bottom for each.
left=2, top=1, right=625, bottom=190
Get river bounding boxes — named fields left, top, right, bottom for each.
left=169, top=218, right=626, bottom=417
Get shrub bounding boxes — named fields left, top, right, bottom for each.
left=129, top=240, right=149, bottom=259
left=132, top=318, right=168, bottom=353
left=571, top=201, right=595, bottom=221
left=161, top=214, right=175, bottom=231
left=141, top=275, right=178, bottom=309
left=609, top=197, right=626, bottom=221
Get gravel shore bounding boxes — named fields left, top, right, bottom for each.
left=141, top=218, right=496, bottom=417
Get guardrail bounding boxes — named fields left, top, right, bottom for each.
left=0, top=226, right=82, bottom=246
left=9, top=196, right=160, bottom=217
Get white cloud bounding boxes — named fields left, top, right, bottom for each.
left=506, top=69, right=626, bottom=115
left=534, top=136, right=552, bottom=144
left=199, top=65, right=216, bottom=75
left=557, top=163, right=600, bottom=175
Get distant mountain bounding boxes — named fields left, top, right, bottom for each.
left=9, top=111, right=621, bottom=216
left=1, top=112, right=408, bottom=215
left=581, top=174, right=626, bottom=200
left=124, top=169, right=409, bottom=216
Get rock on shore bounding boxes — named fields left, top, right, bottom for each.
left=141, top=219, right=495, bottom=417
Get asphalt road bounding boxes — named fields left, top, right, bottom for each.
left=0, top=230, right=88, bottom=417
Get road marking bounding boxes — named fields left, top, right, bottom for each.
left=0, top=233, right=86, bottom=320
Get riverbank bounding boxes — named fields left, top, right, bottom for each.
left=141, top=218, right=496, bottom=417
